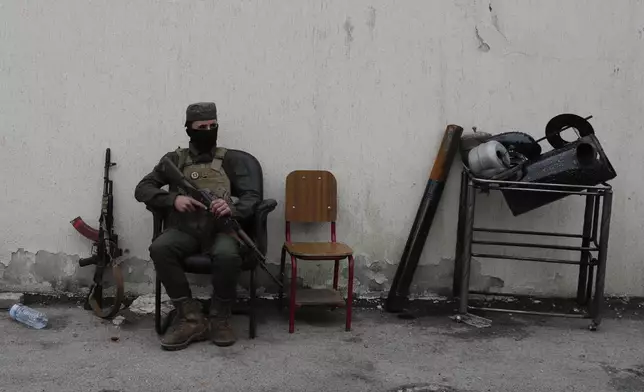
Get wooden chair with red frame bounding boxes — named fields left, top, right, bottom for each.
left=279, top=170, right=355, bottom=333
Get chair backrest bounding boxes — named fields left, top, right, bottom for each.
left=285, top=170, right=337, bottom=222
left=223, top=149, right=265, bottom=201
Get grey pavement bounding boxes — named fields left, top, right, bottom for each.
left=0, top=303, right=642, bottom=392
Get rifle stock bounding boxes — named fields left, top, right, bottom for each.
left=160, top=156, right=282, bottom=288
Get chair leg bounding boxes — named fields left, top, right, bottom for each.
left=333, top=259, right=339, bottom=290
left=249, top=268, right=257, bottom=339
left=279, top=246, right=286, bottom=311
left=346, top=255, right=354, bottom=332
left=154, top=275, right=162, bottom=335
left=289, top=255, right=297, bottom=334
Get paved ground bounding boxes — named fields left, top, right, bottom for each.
left=0, top=301, right=642, bottom=392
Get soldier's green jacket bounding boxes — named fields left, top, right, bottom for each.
left=134, top=143, right=261, bottom=227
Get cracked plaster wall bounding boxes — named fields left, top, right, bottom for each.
left=1, top=1, right=644, bottom=299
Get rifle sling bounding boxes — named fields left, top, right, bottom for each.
left=87, top=263, right=125, bottom=319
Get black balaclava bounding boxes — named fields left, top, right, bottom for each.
left=186, top=124, right=218, bottom=153
left=184, top=102, right=219, bottom=153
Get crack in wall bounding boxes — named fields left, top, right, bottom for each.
left=488, top=1, right=506, bottom=40
left=475, top=27, right=491, bottom=52
left=343, top=16, right=354, bottom=58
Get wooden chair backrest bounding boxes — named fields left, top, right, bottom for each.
left=285, top=170, right=337, bottom=222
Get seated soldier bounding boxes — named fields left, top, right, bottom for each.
left=134, top=102, right=261, bottom=350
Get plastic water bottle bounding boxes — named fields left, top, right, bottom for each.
left=9, top=304, right=48, bottom=329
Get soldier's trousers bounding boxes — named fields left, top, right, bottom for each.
left=148, top=228, right=242, bottom=302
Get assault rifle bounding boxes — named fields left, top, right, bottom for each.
left=160, top=156, right=282, bottom=288
left=70, top=147, right=125, bottom=319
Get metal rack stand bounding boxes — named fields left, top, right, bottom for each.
left=452, top=168, right=613, bottom=330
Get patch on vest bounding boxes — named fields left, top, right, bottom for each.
left=190, top=171, right=200, bottom=180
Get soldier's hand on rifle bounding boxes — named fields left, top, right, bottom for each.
left=210, top=198, right=231, bottom=217
left=174, top=195, right=207, bottom=212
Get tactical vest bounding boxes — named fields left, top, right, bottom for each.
left=174, top=146, right=231, bottom=198
left=166, top=146, right=232, bottom=242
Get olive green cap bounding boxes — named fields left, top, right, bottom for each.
left=185, top=102, right=217, bottom=122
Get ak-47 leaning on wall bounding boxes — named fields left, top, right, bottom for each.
left=71, top=147, right=126, bottom=319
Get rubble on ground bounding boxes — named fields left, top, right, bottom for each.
left=0, top=292, right=24, bottom=309
left=128, top=294, right=172, bottom=315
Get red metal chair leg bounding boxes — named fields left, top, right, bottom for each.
left=333, top=260, right=339, bottom=289
left=289, top=255, right=297, bottom=333
left=346, top=255, right=354, bottom=331
left=279, top=246, right=286, bottom=310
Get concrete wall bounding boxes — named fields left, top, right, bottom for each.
left=1, top=0, right=643, bottom=300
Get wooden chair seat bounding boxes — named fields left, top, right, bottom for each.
left=284, top=241, right=353, bottom=259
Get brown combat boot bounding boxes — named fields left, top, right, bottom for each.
left=161, top=298, right=209, bottom=351
left=209, top=297, right=236, bottom=347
